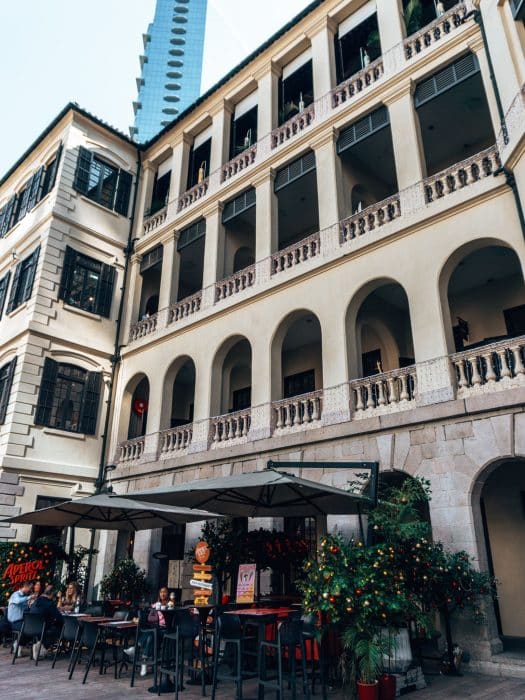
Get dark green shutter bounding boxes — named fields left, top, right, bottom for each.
left=96, top=263, right=115, bottom=317
left=79, top=371, right=102, bottom=435
left=27, top=167, right=44, bottom=212
left=6, top=261, right=22, bottom=313
left=0, top=272, right=11, bottom=319
left=0, top=195, right=17, bottom=237
left=114, top=170, right=132, bottom=216
left=35, top=358, right=58, bottom=426
left=47, top=143, right=63, bottom=195
left=0, top=357, right=17, bottom=425
left=58, top=246, right=77, bottom=302
left=73, top=146, right=93, bottom=195
left=21, top=245, right=40, bottom=304
left=16, top=186, right=31, bottom=223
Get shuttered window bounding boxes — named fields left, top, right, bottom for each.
left=414, top=53, right=480, bottom=108
left=35, top=358, right=101, bottom=435
left=222, top=188, right=256, bottom=224
left=177, top=219, right=206, bottom=251
left=0, top=357, right=17, bottom=425
left=274, top=151, right=316, bottom=192
left=0, top=271, right=11, bottom=320
left=0, top=144, right=62, bottom=238
left=6, top=245, right=40, bottom=314
left=58, top=246, right=115, bottom=318
left=73, top=146, right=133, bottom=216
left=337, top=106, right=389, bottom=154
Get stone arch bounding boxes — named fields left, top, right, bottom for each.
left=270, top=309, right=323, bottom=401
left=160, top=355, right=196, bottom=430
left=210, top=335, right=252, bottom=416
left=345, top=277, right=415, bottom=378
left=438, top=238, right=525, bottom=354
left=120, top=372, right=150, bottom=440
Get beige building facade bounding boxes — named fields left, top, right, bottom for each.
left=1, top=0, right=525, bottom=674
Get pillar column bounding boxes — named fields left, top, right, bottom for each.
left=168, top=134, right=192, bottom=206
left=385, top=85, right=426, bottom=190
left=469, top=37, right=505, bottom=141
left=136, top=163, right=155, bottom=228
left=255, top=62, right=280, bottom=137
left=158, top=233, right=180, bottom=311
left=320, top=304, right=352, bottom=425
left=254, top=170, right=278, bottom=260
left=209, top=99, right=233, bottom=173
left=311, top=129, right=342, bottom=229
left=248, top=327, right=273, bottom=441
left=376, top=0, right=406, bottom=53
left=123, top=253, right=143, bottom=330
left=202, top=201, right=225, bottom=289
left=309, top=17, right=337, bottom=98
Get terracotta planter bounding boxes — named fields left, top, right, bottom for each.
left=379, top=673, right=396, bottom=700
left=357, top=680, right=379, bottom=700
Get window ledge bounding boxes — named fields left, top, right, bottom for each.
left=61, top=301, right=103, bottom=321
left=6, top=302, right=28, bottom=319
left=79, top=194, right=121, bottom=218
left=42, top=427, right=86, bottom=440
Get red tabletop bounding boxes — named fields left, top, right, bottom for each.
left=226, top=607, right=293, bottom=617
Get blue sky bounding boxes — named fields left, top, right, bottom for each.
left=0, top=0, right=308, bottom=177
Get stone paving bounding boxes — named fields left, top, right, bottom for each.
left=2, top=646, right=525, bottom=699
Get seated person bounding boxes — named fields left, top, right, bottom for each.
left=7, top=581, right=33, bottom=655
left=57, top=581, right=81, bottom=613
left=30, top=585, right=63, bottom=657
left=125, top=586, right=171, bottom=677
left=28, top=580, right=42, bottom=607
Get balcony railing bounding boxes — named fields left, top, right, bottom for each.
left=215, top=265, right=255, bottom=302
left=160, top=424, right=193, bottom=454
left=143, top=206, right=167, bottom=235
left=118, top=436, right=145, bottom=462
left=331, top=58, right=384, bottom=108
left=423, top=146, right=501, bottom=204
left=271, top=106, right=315, bottom=149
left=273, top=390, right=323, bottom=431
left=129, top=313, right=158, bottom=342
left=451, top=335, right=525, bottom=396
left=177, top=179, right=209, bottom=212
left=339, top=195, right=401, bottom=244
left=211, top=408, right=251, bottom=444
left=221, top=146, right=257, bottom=183
left=404, top=3, right=468, bottom=60
left=271, top=232, right=321, bottom=275
left=167, top=291, right=202, bottom=325
left=350, top=366, right=417, bottom=417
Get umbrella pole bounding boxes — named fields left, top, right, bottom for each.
left=84, top=528, right=96, bottom=601
left=67, top=526, right=75, bottom=581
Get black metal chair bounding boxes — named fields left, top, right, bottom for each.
left=157, top=608, right=199, bottom=700
left=68, top=620, right=105, bottom=684
left=52, top=615, right=80, bottom=670
left=258, top=619, right=310, bottom=700
left=82, top=605, right=103, bottom=617
left=112, top=608, right=130, bottom=621
left=211, top=613, right=258, bottom=700
left=301, top=614, right=320, bottom=695
left=127, top=609, right=160, bottom=688
left=12, top=612, right=47, bottom=666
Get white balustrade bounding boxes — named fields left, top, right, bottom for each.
left=404, top=3, right=467, bottom=60
left=331, top=58, right=384, bottom=108
left=339, top=196, right=401, bottom=244
left=215, top=265, right=255, bottom=302
left=128, top=313, right=158, bottom=342
left=221, top=146, right=257, bottom=183
left=271, top=106, right=315, bottom=149
left=271, top=232, right=321, bottom=275
left=118, top=436, right=145, bottom=463
left=167, top=291, right=202, bottom=324
left=273, top=390, right=323, bottom=431
left=160, top=424, right=193, bottom=453
left=423, top=146, right=501, bottom=204
left=350, top=367, right=417, bottom=416
left=177, top=178, right=209, bottom=212
left=452, top=335, right=525, bottom=395
left=211, top=409, right=251, bottom=444
left=143, top=206, right=167, bottom=235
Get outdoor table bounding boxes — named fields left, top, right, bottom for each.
left=98, top=621, right=137, bottom=678
left=184, top=604, right=215, bottom=696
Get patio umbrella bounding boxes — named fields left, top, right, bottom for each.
left=1, top=492, right=222, bottom=531
left=126, top=468, right=371, bottom=517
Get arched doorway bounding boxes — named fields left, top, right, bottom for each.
left=211, top=336, right=252, bottom=416
left=476, top=459, right=525, bottom=646
left=162, top=356, right=196, bottom=430
left=127, top=375, right=149, bottom=439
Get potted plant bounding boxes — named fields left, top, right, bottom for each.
left=99, top=558, right=149, bottom=603
left=343, top=627, right=391, bottom=700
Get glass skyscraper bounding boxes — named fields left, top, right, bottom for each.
left=131, top=0, right=208, bottom=143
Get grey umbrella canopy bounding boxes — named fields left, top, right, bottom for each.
left=127, top=469, right=370, bottom=517
left=2, top=493, right=222, bottom=531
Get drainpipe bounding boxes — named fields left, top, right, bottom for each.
left=464, top=6, right=525, bottom=241
left=85, top=153, right=142, bottom=597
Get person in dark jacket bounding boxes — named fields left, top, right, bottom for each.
left=30, top=585, right=63, bottom=657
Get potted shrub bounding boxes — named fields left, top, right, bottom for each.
left=99, top=558, right=149, bottom=603
left=343, top=627, right=391, bottom=700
